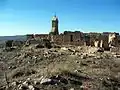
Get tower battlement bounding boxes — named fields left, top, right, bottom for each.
left=50, top=15, right=59, bottom=35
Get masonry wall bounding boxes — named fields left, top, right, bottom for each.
left=117, top=35, right=120, bottom=46
left=99, top=35, right=109, bottom=49
left=52, top=34, right=64, bottom=45
left=48, top=31, right=85, bottom=46
left=62, top=31, right=84, bottom=46
left=89, top=34, right=98, bottom=46
left=89, top=34, right=109, bottom=49
left=34, top=34, right=48, bottom=39
left=26, top=32, right=120, bottom=48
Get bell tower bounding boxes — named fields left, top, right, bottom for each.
left=50, top=15, right=59, bottom=35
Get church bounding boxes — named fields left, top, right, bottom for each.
left=26, top=15, right=120, bottom=49
left=27, top=15, right=87, bottom=46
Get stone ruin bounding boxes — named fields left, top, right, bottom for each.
left=26, top=32, right=120, bottom=50
left=25, top=15, right=120, bottom=50
left=14, top=15, right=120, bottom=52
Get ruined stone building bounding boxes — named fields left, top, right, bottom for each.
left=26, top=15, right=120, bottom=49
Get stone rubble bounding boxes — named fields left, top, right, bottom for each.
left=0, top=42, right=120, bottom=90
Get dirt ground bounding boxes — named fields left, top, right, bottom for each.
left=0, top=44, right=120, bottom=90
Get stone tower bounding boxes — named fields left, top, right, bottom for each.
left=50, top=15, right=59, bottom=35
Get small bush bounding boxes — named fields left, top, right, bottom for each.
left=5, top=40, right=13, bottom=47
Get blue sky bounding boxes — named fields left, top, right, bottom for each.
left=0, top=0, right=120, bottom=36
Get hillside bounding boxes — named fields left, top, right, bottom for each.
left=0, top=44, right=120, bottom=90
left=0, top=35, right=27, bottom=41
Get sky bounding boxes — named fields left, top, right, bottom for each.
left=0, top=0, right=120, bottom=36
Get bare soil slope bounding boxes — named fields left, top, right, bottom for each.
left=0, top=45, right=120, bottom=90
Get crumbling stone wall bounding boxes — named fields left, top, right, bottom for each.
left=108, top=33, right=118, bottom=47
left=94, top=40, right=99, bottom=47
left=89, top=34, right=109, bottom=49
left=100, top=40, right=103, bottom=48
left=52, top=34, right=64, bottom=45
left=26, top=31, right=120, bottom=48
left=62, top=31, right=84, bottom=46
left=26, top=38, right=40, bottom=45
left=34, top=34, right=49, bottom=39
left=99, top=35, right=109, bottom=49
left=117, top=35, right=120, bottom=45
left=84, top=35, right=90, bottom=46
left=26, top=34, right=49, bottom=40
left=48, top=31, right=85, bottom=46
left=89, top=33, right=100, bottom=46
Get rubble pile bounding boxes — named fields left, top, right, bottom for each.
left=0, top=40, right=120, bottom=90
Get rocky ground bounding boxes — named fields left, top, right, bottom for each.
left=0, top=43, right=120, bottom=90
